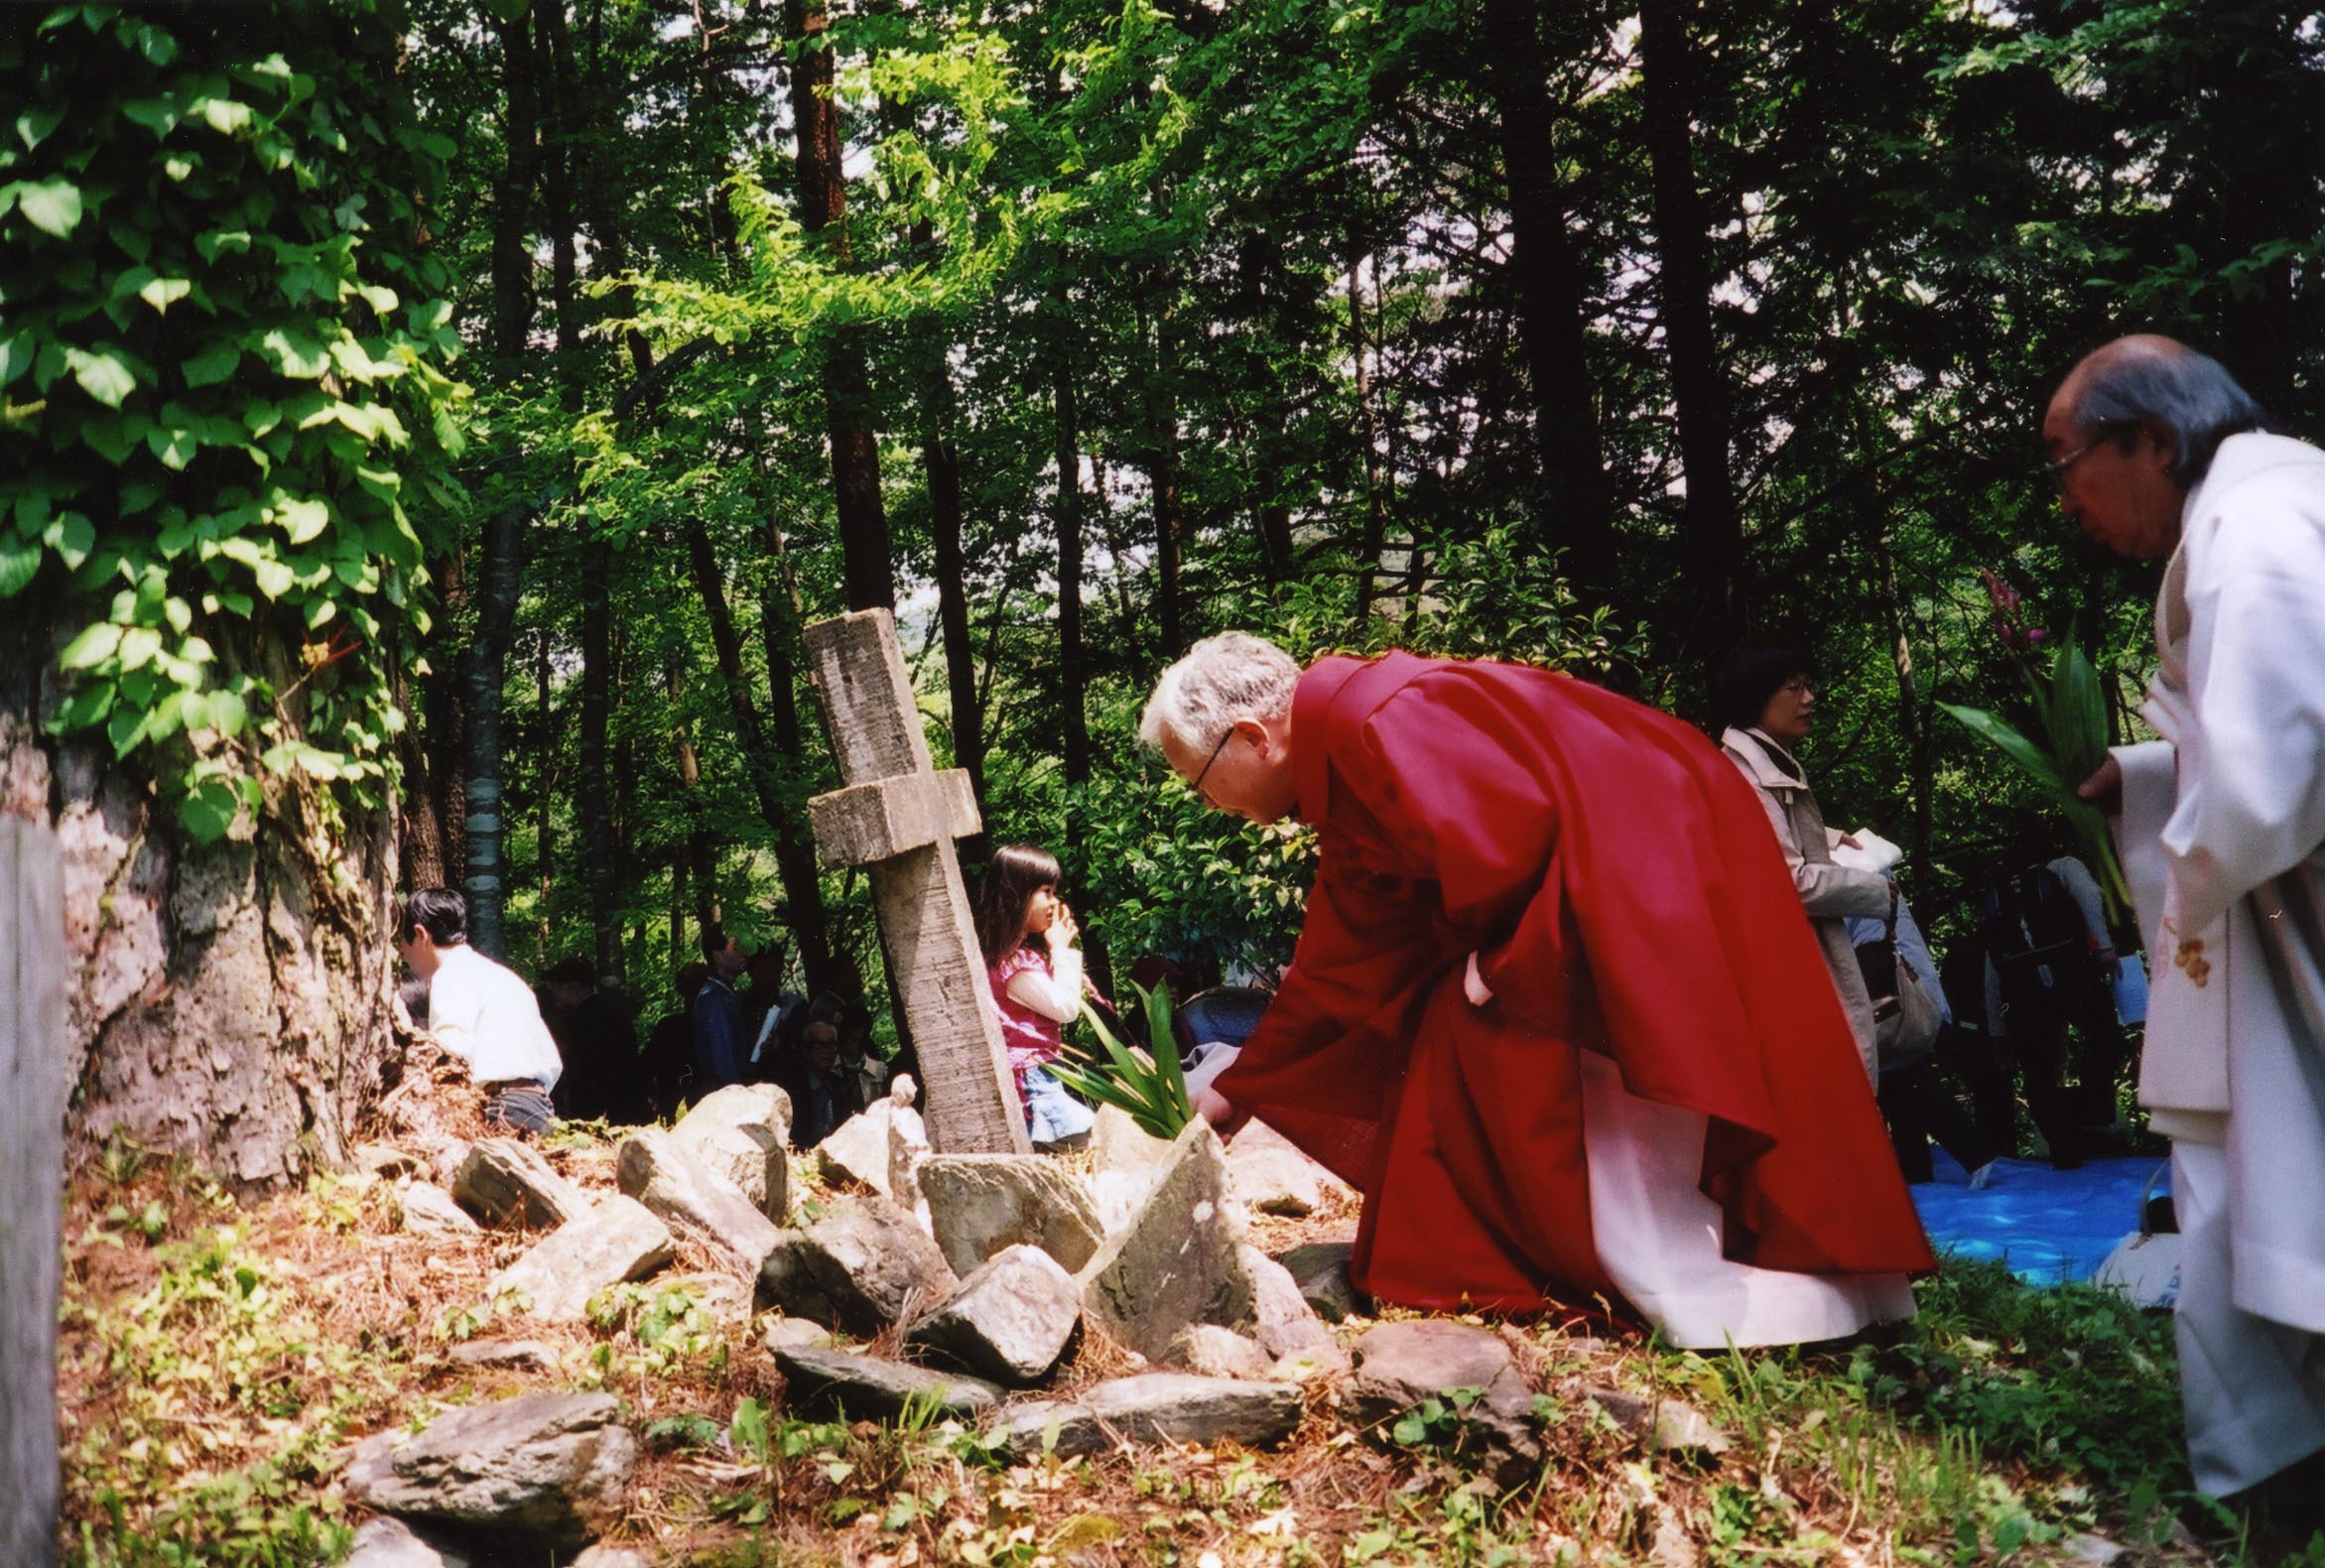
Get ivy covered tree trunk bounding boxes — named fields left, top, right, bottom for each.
left=0, top=7, right=465, bottom=1181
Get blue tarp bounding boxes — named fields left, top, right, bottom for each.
left=1909, top=1152, right=2169, bottom=1285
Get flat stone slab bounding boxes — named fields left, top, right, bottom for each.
left=1344, top=1321, right=1541, bottom=1488
left=452, top=1138, right=586, bottom=1230
left=1079, top=1118, right=1249, bottom=1361
left=1164, top=1325, right=1274, bottom=1380
left=397, top=1181, right=482, bottom=1238
left=759, top=1194, right=957, bottom=1337
left=670, top=1083, right=792, bottom=1220
left=447, top=1339, right=559, bottom=1372
left=920, top=1153, right=1105, bottom=1276
left=1582, top=1385, right=1732, bottom=1458
left=616, top=1128, right=784, bottom=1276
left=1226, top=1119, right=1352, bottom=1218
left=345, top=1391, right=635, bottom=1549
left=491, top=1195, right=675, bottom=1322
left=342, top=1516, right=473, bottom=1568
left=774, top=1344, right=1002, bottom=1421
left=984, top=1372, right=1303, bottom=1457
left=906, top=1243, right=1083, bottom=1386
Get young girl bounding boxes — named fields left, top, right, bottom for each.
left=972, top=843, right=1098, bottom=1147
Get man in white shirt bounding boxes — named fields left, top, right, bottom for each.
left=393, top=888, right=564, bottom=1136
left=2059, top=334, right=2325, bottom=1503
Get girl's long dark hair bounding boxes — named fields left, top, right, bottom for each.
left=972, top=843, right=1064, bottom=969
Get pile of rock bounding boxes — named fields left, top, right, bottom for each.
left=344, top=1085, right=1721, bottom=1565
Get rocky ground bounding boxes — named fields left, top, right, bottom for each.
left=57, top=1066, right=2268, bottom=1568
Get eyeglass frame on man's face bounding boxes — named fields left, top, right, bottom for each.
left=2045, top=422, right=2133, bottom=489
left=1189, top=723, right=1237, bottom=803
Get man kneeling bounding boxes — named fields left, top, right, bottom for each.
left=1141, top=634, right=1933, bottom=1347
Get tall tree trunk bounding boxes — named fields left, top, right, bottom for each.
left=534, top=629, right=553, bottom=965
left=1873, top=534, right=1933, bottom=873
left=1055, top=366, right=1092, bottom=799
left=537, top=0, right=581, bottom=392
left=579, top=543, right=621, bottom=985
left=491, top=13, right=540, bottom=361
left=396, top=662, right=451, bottom=890
left=461, top=503, right=527, bottom=958
left=921, top=340, right=985, bottom=814
left=1145, top=302, right=1186, bottom=658
left=786, top=0, right=893, bottom=611
left=1481, top=0, right=1615, bottom=596
left=1641, top=0, right=1744, bottom=670
left=1349, top=261, right=1392, bottom=617
left=754, top=573, right=839, bottom=996
left=667, top=655, right=718, bottom=936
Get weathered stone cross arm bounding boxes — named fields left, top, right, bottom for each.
left=803, top=609, right=1031, bottom=1156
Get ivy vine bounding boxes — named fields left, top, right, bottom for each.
left=0, top=2, right=466, bottom=843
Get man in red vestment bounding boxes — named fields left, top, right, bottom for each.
left=1139, top=633, right=1933, bottom=1346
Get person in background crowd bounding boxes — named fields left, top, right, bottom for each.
left=541, top=957, right=645, bottom=1125
left=691, top=924, right=750, bottom=1092
left=392, top=888, right=563, bottom=1136
left=644, top=963, right=710, bottom=1120
left=1715, top=646, right=1897, bottom=1089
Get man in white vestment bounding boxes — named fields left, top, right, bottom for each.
left=2058, top=335, right=2325, bottom=1502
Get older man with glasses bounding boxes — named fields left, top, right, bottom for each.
left=2053, top=334, right=2325, bottom=1507
left=1137, top=632, right=1932, bottom=1350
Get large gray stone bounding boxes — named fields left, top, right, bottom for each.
left=490, top=1195, right=675, bottom=1322
left=1343, top=1321, right=1541, bottom=1489
left=341, top=1517, right=472, bottom=1568
left=1089, top=1103, right=1176, bottom=1178
left=670, top=1084, right=792, bottom=1220
left=758, top=1194, right=957, bottom=1336
left=572, top=1549, right=652, bottom=1568
left=1226, top=1119, right=1352, bottom=1218
left=1237, top=1244, right=1343, bottom=1369
left=920, top=1153, right=1105, bottom=1276
left=906, top=1243, right=1083, bottom=1386
left=396, top=1181, right=482, bottom=1238
left=451, top=1138, right=586, bottom=1230
left=1274, top=1239, right=1365, bottom=1322
left=1078, top=1118, right=1249, bottom=1361
left=616, top=1128, right=784, bottom=1275
left=816, top=1099, right=902, bottom=1195
left=984, top=1373, right=1303, bottom=1457
left=344, top=1391, right=635, bottom=1548
left=774, top=1344, right=1003, bottom=1421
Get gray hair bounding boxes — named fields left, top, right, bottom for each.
left=2063, top=337, right=2268, bottom=487
left=1138, top=632, right=1301, bottom=751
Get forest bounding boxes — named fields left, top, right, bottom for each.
left=7, top=0, right=2325, bottom=1219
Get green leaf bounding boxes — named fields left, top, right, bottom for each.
left=118, top=626, right=163, bottom=670
left=183, top=340, right=239, bottom=387
left=190, top=97, right=255, bottom=137
left=0, top=331, right=32, bottom=387
left=0, top=539, right=40, bottom=598
left=1937, top=702, right=2065, bottom=795
left=58, top=621, right=122, bottom=670
left=259, top=327, right=329, bottom=378
left=14, top=177, right=83, bottom=237
left=53, top=681, right=112, bottom=732
left=49, top=511, right=92, bottom=569
left=65, top=345, right=136, bottom=408
left=277, top=496, right=329, bottom=545
left=179, top=776, right=241, bottom=845
left=146, top=421, right=199, bottom=469
left=16, top=105, right=63, bottom=151
left=121, top=98, right=180, bottom=138
left=194, top=228, right=252, bottom=263
left=209, top=688, right=248, bottom=737
left=137, top=276, right=194, bottom=314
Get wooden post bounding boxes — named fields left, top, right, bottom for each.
left=2, top=817, right=65, bottom=1568
left=804, top=610, right=1031, bottom=1154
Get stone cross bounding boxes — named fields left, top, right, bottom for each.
left=803, top=609, right=1031, bottom=1155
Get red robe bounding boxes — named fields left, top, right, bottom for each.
left=1213, top=652, right=1936, bottom=1315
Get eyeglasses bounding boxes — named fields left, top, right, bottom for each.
left=1190, top=725, right=1237, bottom=802
left=1779, top=678, right=1814, bottom=698
left=2045, top=425, right=2130, bottom=488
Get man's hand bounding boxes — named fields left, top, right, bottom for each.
left=1193, top=1085, right=1233, bottom=1125
left=2077, top=754, right=2124, bottom=818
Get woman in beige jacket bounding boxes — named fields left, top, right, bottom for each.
left=1714, top=647, right=1895, bottom=1088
